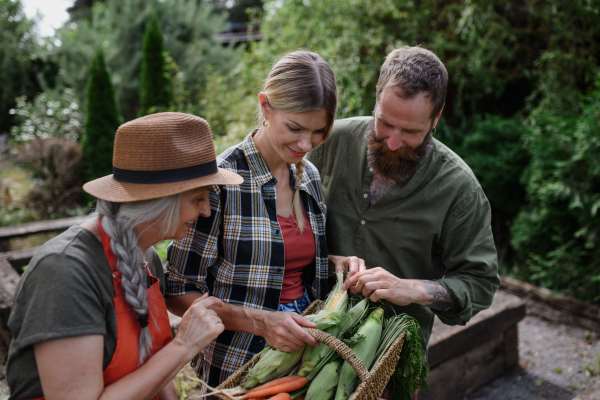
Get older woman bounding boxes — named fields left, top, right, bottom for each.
left=7, top=112, right=243, bottom=400
left=165, top=50, right=365, bottom=390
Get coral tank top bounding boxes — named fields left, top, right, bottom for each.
left=277, top=207, right=315, bottom=303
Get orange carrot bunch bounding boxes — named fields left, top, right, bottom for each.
left=235, top=376, right=307, bottom=400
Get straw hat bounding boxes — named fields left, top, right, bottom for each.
left=83, top=112, right=243, bottom=202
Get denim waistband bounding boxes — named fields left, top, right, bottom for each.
left=278, top=290, right=310, bottom=314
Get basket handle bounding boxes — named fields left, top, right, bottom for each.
left=302, top=327, right=370, bottom=383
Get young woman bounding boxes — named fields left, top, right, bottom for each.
left=164, top=50, right=367, bottom=388
left=7, top=112, right=243, bottom=400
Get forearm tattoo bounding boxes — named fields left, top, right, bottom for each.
left=421, top=280, right=458, bottom=312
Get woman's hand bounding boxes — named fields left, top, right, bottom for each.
left=259, top=311, right=318, bottom=352
left=172, top=293, right=224, bottom=360
left=328, top=254, right=366, bottom=294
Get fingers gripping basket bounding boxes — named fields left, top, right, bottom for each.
left=215, top=300, right=406, bottom=400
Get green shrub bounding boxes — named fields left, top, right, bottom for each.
left=458, top=115, right=530, bottom=262
left=9, top=88, right=83, bottom=143
left=138, top=12, right=173, bottom=116
left=16, top=138, right=83, bottom=219
left=80, top=49, right=120, bottom=184
left=510, top=76, right=600, bottom=303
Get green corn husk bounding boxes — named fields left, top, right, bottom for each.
left=298, top=297, right=369, bottom=378
left=333, top=307, right=384, bottom=400
left=305, top=359, right=343, bottom=400
left=242, top=293, right=346, bottom=389
left=241, top=345, right=305, bottom=388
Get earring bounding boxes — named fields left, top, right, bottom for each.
left=430, top=127, right=437, bottom=135
left=262, top=119, right=269, bottom=127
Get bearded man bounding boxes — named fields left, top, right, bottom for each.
left=308, top=46, right=499, bottom=354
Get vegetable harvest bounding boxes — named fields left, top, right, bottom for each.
left=200, top=272, right=428, bottom=400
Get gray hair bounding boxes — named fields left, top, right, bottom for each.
left=376, top=46, right=448, bottom=119
left=260, top=50, right=338, bottom=232
left=95, top=194, right=180, bottom=363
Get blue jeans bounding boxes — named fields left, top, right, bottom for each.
left=278, top=290, right=310, bottom=314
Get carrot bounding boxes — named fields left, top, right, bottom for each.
left=239, top=377, right=308, bottom=399
left=243, top=375, right=301, bottom=395
left=268, top=394, right=292, bottom=400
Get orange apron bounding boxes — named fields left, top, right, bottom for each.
left=30, top=219, right=173, bottom=400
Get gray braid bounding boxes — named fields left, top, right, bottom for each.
left=97, top=199, right=153, bottom=364
left=293, top=159, right=306, bottom=233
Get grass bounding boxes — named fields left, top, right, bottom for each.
left=0, top=166, right=38, bottom=227
left=0, top=167, right=33, bottom=201
left=154, top=240, right=171, bottom=264
left=174, top=364, right=205, bottom=399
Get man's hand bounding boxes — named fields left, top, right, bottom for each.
left=328, top=254, right=366, bottom=293
left=341, top=267, right=419, bottom=304
left=341, top=268, right=457, bottom=311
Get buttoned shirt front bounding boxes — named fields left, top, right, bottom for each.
left=166, top=132, right=329, bottom=387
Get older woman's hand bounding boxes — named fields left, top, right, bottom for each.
left=173, top=293, right=224, bottom=360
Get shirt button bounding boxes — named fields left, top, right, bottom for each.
left=363, top=193, right=368, bottom=198
left=361, top=220, right=366, bottom=225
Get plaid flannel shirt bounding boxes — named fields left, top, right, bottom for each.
left=165, top=132, right=329, bottom=388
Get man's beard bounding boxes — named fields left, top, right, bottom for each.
left=366, top=120, right=434, bottom=182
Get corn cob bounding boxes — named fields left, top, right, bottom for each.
left=322, top=271, right=348, bottom=314
left=333, top=307, right=385, bottom=400
left=242, top=346, right=305, bottom=388
left=298, top=298, right=368, bottom=378
left=305, top=359, right=342, bottom=400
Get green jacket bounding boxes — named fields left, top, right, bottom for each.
left=308, top=117, right=500, bottom=349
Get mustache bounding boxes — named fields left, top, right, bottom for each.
left=366, top=134, right=421, bottom=161
left=365, top=120, right=433, bottom=182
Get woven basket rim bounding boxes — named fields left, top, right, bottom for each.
left=214, top=300, right=406, bottom=400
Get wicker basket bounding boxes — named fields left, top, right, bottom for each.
left=215, top=300, right=406, bottom=400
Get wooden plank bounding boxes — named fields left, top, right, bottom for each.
left=420, top=333, right=506, bottom=400
left=428, top=291, right=525, bottom=368
left=0, top=257, right=20, bottom=346
left=504, top=326, right=519, bottom=369
left=501, top=276, right=600, bottom=332
left=1, top=246, right=39, bottom=271
left=0, top=216, right=86, bottom=240
left=571, top=381, right=600, bottom=400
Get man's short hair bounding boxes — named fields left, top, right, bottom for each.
left=376, top=46, right=448, bottom=119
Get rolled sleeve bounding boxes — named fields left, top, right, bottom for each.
left=433, top=187, right=500, bottom=325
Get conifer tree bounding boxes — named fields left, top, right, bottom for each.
left=81, top=49, right=120, bottom=184
left=138, top=12, right=173, bottom=116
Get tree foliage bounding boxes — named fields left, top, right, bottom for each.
left=80, top=49, right=120, bottom=183
left=54, top=0, right=242, bottom=121
left=10, top=88, right=83, bottom=142
left=139, top=13, right=173, bottom=116
left=200, top=0, right=600, bottom=302
left=510, top=77, right=600, bottom=302
left=0, top=0, right=39, bottom=133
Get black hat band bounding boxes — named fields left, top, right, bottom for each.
left=113, top=160, right=218, bottom=184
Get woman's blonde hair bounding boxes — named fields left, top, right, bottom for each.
left=259, top=50, right=338, bottom=232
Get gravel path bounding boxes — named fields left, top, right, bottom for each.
left=464, top=315, right=600, bottom=400
left=1, top=315, right=599, bottom=399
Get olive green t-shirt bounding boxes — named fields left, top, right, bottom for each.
left=308, top=117, right=500, bottom=350
left=7, top=225, right=165, bottom=399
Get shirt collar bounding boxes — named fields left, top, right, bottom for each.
left=241, top=130, right=310, bottom=192
left=241, top=130, right=276, bottom=188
